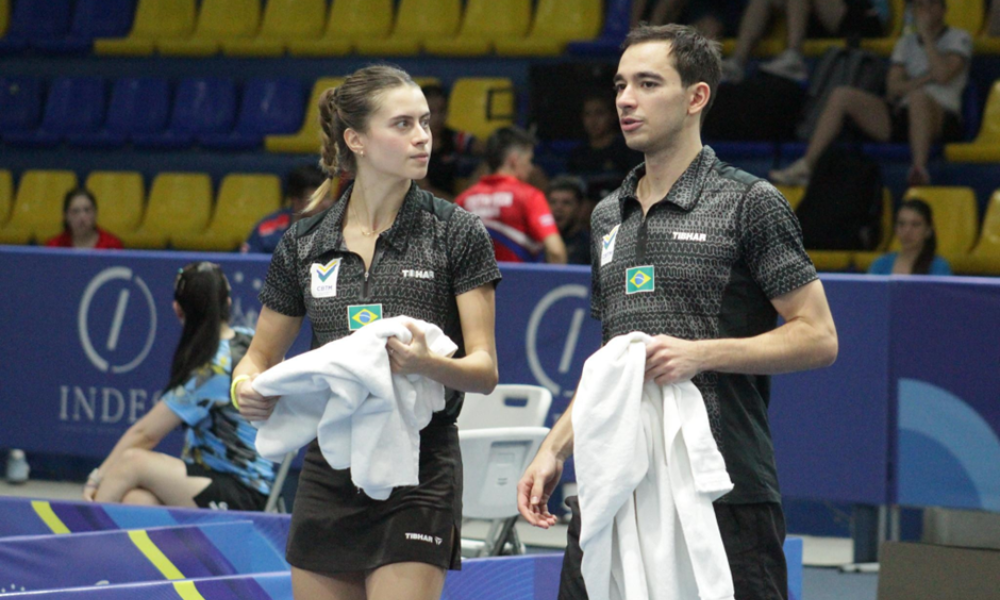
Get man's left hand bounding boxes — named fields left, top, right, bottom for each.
left=644, top=334, right=702, bottom=385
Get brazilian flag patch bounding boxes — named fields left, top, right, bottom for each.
left=348, top=304, right=383, bottom=331
left=626, top=266, right=655, bottom=294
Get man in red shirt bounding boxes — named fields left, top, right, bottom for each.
left=456, top=126, right=567, bottom=264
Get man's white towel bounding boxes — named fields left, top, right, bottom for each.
left=573, top=332, right=736, bottom=600
left=252, top=316, right=458, bottom=500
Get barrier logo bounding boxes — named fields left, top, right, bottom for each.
left=526, top=284, right=591, bottom=398
left=348, top=304, right=383, bottom=331
left=626, top=266, right=655, bottom=294
left=78, top=267, right=157, bottom=374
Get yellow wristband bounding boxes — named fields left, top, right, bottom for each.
left=230, top=374, right=251, bottom=409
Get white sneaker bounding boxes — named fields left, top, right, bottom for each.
left=721, top=58, right=745, bottom=84
left=6, top=449, right=29, bottom=484
left=759, top=49, right=808, bottom=82
left=769, top=158, right=812, bottom=186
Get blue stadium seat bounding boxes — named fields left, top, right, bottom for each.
left=4, top=77, right=107, bottom=147
left=34, top=0, right=136, bottom=54
left=67, top=77, right=170, bottom=148
left=0, top=77, right=43, bottom=137
left=0, top=0, right=73, bottom=54
left=132, top=77, right=236, bottom=149
left=200, top=77, right=305, bottom=150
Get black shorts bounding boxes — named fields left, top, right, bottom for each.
left=558, top=496, right=788, bottom=600
left=286, top=423, right=462, bottom=576
left=889, top=106, right=964, bottom=143
left=187, top=462, right=268, bottom=512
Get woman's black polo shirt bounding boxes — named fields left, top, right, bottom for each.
left=590, top=146, right=818, bottom=504
left=259, top=183, right=501, bottom=424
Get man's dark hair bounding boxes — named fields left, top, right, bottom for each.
left=548, top=175, right=587, bottom=203
left=485, top=126, right=536, bottom=172
left=421, top=84, right=448, bottom=103
left=286, top=164, right=326, bottom=200
left=622, top=24, right=723, bottom=122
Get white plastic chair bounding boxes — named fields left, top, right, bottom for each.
left=458, top=384, right=553, bottom=556
left=263, top=451, right=296, bottom=513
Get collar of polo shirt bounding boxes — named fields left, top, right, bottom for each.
left=617, top=146, right=715, bottom=217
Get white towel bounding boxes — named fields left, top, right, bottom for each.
left=573, top=332, right=735, bottom=600
left=252, top=316, right=458, bottom=500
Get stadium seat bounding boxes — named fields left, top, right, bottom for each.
left=264, top=77, right=345, bottom=153
left=808, top=188, right=893, bottom=271
left=34, top=0, right=135, bottom=54
left=854, top=186, right=979, bottom=271
left=133, top=78, right=237, bottom=149
left=287, top=0, right=393, bottom=56
left=157, top=0, right=261, bottom=56
left=0, top=170, right=78, bottom=245
left=355, top=0, right=461, bottom=56
left=721, top=17, right=788, bottom=59
left=950, top=190, right=1000, bottom=275
left=0, top=0, right=72, bottom=54
left=945, top=0, right=984, bottom=36
left=0, top=170, right=11, bottom=226
left=68, top=77, right=171, bottom=148
left=424, top=0, right=531, bottom=57
left=118, top=173, right=212, bottom=249
left=945, top=80, right=1000, bottom=162
left=94, top=0, right=196, bottom=56
left=84, top=171, right=145, bottom=239
left=494, top=0, right=603, bottom=56
left=774, top=185, right=805, bottom=211
left=173, top=174, right=282, bottom=251
left=200, top=78, right=305, bottom=150
left=222, top=0, right=326, bottom=57
left=4, top=77, right=107, bottom=148
left=568, top=0, right=631, bottom=55
left=0, top=0, right=8, bottom=38
left=0, top=76, right=43, bottom=138
left=446, top=78, right=515, bottom=140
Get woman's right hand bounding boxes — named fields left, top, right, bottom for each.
left=236, top=375, right=279, bottom=422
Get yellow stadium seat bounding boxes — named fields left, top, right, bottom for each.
left=0, top=0, right=9, bottom=38
left=774, top=185, right=805, bottom=211
left=446, top=78, right=515, bottom=140
left=945, top=80, right=1000, bottom=162
left=951, top=190, right=1000, bottom=275
left=494, top=0, right=602, bottom=56
left=0, top=170, right=78, bottom=245
left=287, top=0, right=393, bottom=57
left=94, top=0, right=196, bottom=57
left=424, top=0, right=532, bottom=57
left=355, top=0, right=461, bottom=56
left=222, top=0, right=327, bottom=57
left=118, top=173, right=212, bottom=249
left=157, top=0, right=261, bottom=57
left=0, top=171, right=12, bottom=227
left=854, top=186, right=979, bottom=271
left=84, top=172, right=145, bottom=239
left=265, top=78, right=345, bottom=154
left=721, top=17, right=788, bottom=58
left=173, top=174, right=282, bottom=251
left=946, top=0, right=984, bottom=36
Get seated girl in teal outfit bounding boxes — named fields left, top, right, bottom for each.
left=83, top=262, right=275, bottom=510
left=869, top=199, right=952, bottom=275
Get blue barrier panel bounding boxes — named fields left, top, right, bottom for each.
left=0, top=573, right=291, bottom=599
left=891, top=277, right=1000, bottom=511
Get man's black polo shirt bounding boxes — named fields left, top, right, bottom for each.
left=259, top=182, right=501, bottom=424
left=590, top=146, right=818, bottom=504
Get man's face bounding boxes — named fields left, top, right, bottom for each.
left=548, top=189, right=581, bottom=232
left=426, top=93, right=448, bottom=136
left=614, top=41, right=692, bottom=154
left=582, top=98, right=616, bottom=141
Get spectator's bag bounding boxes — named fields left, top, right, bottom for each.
left=703, top=72, right=805, bottom=141
left=795, top=146, right=884, bottom=251
left=796, top=47, right=887, bottom=141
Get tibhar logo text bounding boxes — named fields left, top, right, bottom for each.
left=672, top=231, right=707, bottom=242
left=59, top=386, right=161, bottom=424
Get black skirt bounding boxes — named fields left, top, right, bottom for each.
left=286, top=422, right=463, bottom=575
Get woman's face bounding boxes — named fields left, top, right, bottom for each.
left=895, top=207, right=932, bottom=252
left=356, top=85, right=432, bottom=182
left=65, top=195, right=97, bottom=237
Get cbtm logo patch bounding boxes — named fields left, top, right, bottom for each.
left=310, top=259, right=342, bottom=299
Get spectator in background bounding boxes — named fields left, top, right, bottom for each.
left=567, top=91, right=643, bottom=202
left=45, top=188, right=123, bottom=249
left=456, top=126, right=567, bottom=264
left=632, top=0, right=746, bottom=40
left=547, top=175, right=593, bottom=265
left=722, top=0, right=889, bottom=83
left=242, top=165, right=329, bottom=254
left=869, top=199, right=951, bottom=275
left=84, top=262, right=275, bottom=510
left=770, top=0, right=969, bottom=187
left=417, top=84, right=483, bottom=201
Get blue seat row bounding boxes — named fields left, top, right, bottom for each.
left=0, top=0, right=135, bottom=55
left=0, top=76, right=305, bottom=150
